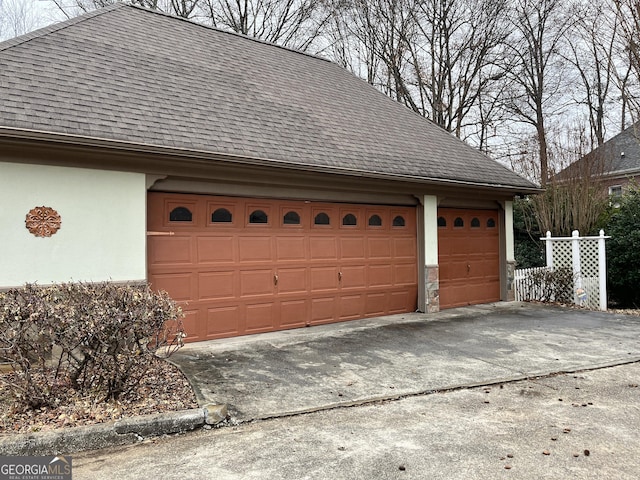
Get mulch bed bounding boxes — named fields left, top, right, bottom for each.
left=0, top=358, right=198, bottom=435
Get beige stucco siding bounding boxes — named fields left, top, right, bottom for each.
left=0, top=162, right=146, bottom=287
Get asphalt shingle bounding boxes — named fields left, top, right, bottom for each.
left=0, top=4, right=536, bottom=190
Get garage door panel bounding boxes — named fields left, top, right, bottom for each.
left=311, top=297, right=335, bottom=323
left=310, top=266, right=339, bottom=291
left=368, top=238, right=391, bottom=258
left=438, top=241, right=452, bottom=256
left=468, top=282, right=500, bottom=298
left=245, top=302, right=276, bottom=332
left=280, top=300, right=308, bottom=327
left=449, top=261, right=470, bottom=278
left=150, top=273, right=193, bottom=301
left=198, top=271, right=235, bottom=300
left=239, top=237, right=273, bottom=262
left=310, top=236, right=338, bottom=260
left=369, top=265, right=393, bottom=287
left=276, top=236, right=306, bottom=261
left=440, top=284, right=469, bottom=308
left=148, top=237, right=192, bottom=265
left=339, top=294, right=364, bottom=320
left=277, top=268, right=307, bottom=294
left=207, top=306, right=239, bottom=337
left=240, top=269, right=275, bottom=296
left=438, top=263, right=451, bottom=280
left=394, top=264, right=417, bottom=285
left=340, top=237, right=366, bottom=259
left=389, top=290, right=413, bottom=313
left=197, top=236, right=235, bottom=263
left=393, top=237, right=417, bottom=258
left=364, top=293, right=386, bottom=316
left=451, top=237, right=472, bottom=250
left=341, top=265, right=366, bottom=289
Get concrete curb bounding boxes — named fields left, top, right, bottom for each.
left=0, top=404, right=227, bottom=456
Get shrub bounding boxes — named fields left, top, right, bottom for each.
left=525, top=267, right=575, bottom=304
left=606, top=187, right=640, bottom=308
left=0, top=282, right=185, bottom=410
left=513, top=198, right=545, bottom=269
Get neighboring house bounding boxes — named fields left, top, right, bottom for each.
left=0, top=5, right=537, bottom=342
left=598, top=122, right=640, bottom=197
left=557, top=122, right=640, bottom=198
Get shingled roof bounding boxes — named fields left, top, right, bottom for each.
left=590, top=122, right=640, bottom=176
left=555, top=122, right=640, bottom=181
left=0, top=4, right=536, bottom=191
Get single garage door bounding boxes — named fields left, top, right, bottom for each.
left=437, top=208, right=500, bottom=309
left=148, top=193, right=418, bottom=342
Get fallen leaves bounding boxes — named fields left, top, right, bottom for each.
left=0, top=358, right=198, bottom=435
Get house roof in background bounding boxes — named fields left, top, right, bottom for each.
left=594, top=122, right=640, bottom=176
left=0, top=4, right=537, bottom=192
left=561, top=122, right=640, bottom=181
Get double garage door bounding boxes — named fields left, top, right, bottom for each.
left=148, top=193, right=419, bottom=342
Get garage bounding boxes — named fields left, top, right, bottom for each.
left=437, top=208, right=500, bottom=309
left=1, top=4, right=542, bottom=344
left=148, top=193, right=418, bottom=341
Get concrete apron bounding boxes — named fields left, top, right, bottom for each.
left=169, top=302, right=640, bottom=423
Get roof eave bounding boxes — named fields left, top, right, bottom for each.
left=0, top=127, right=541, bottom=195
left=601, top=167, right=640, bottom=179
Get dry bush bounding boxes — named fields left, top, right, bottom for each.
left=0, top=282, right=185, bottom=410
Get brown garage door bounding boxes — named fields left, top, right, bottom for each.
left=437, top=208, right=500, bottom=309
left=148, top=193, right=418, bottom=342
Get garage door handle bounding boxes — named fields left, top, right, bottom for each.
left=147, top=231, right=175, bottom=236
left=274, top=274, right=278, bottom=286
left=467, top=264, right=471, bottom=272
left=338, top=271, right=342, bottom=282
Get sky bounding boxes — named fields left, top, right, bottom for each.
left=0, top=0, right=69, bottom=41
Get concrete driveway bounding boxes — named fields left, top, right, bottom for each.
left=74, top=362, right=640, bottom=479
left=169, top=302, right=640, bottom=422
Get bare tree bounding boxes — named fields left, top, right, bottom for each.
left=322, top=0, right=380, bottom=82
left=406, top=0, right=510, bottom=139
left=613, top=0, right=640, bottom=123
left=614, top=50, right=635, bottom=130
left=564, top=2, right=619, bottom=148
left=200, top=0, right=330, bottom=51
left=51, top=0, right=200, bottom=20
left=324, top=0, right=418, bottom=103
left=0, top=0, right=45, bottom=38
left=501, top=0, right=573, bottom=186
left=522, top=126, right=611, bottom=236
left=327, top=0, right=510, bottom=152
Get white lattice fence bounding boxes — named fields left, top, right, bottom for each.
left=515, top=230, right=610, bottom=311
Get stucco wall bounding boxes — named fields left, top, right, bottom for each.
left=0, top=162, right=146, bottom=287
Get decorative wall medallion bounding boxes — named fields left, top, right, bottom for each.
left=25, top=206, right=62, bottom=237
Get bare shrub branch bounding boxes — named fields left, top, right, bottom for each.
left=0, top=282, right=185, bottom=410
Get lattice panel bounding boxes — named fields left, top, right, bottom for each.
left=551, top=241, right=572, bottom=269
left=579, top=241, right=599, bottom=277
left=581, top=276, right=600, bottom=310
left=578, top=240, right=600, bottom=309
